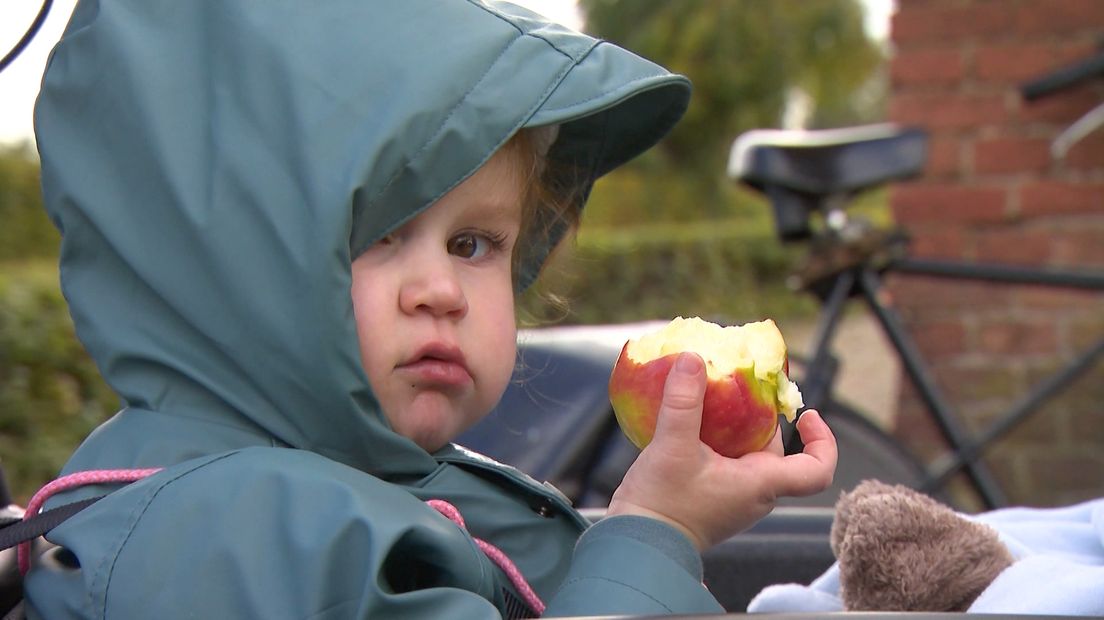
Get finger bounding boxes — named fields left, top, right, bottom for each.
left=651, top=352, right=707, bottom=446
left=795, top=410, right=837, bottom=468
left=763, top=410, right=838, bottom=497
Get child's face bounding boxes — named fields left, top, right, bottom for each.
left=350, top=147, right=524, bottom=452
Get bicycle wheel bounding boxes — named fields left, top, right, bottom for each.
left=778, top=400, right=944, bottom=508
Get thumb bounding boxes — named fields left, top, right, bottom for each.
left=652, top=352, right=707, bottom=446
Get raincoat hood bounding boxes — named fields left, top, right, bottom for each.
left=36, top=0, right=689, bottom=478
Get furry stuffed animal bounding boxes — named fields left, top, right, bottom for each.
left=830, top=479, right=1015, bottom=611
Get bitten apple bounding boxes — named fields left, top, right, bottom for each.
left=608, top=316, right=803, bottom=458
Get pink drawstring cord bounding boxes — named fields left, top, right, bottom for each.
left=18, top=468, right=163, bottom=575
left=427, top=499, right=545, bottom=617
left=18, top=471, right=546, bottom=617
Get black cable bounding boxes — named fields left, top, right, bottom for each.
left=0, top=0, right=55, bottom=74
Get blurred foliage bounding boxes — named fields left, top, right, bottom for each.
left=521, top=218, right=817, bottom=327
left=520, top=188, right=893, bottom=327
left=0, top=148, right=111, bottom=502
left=0, top=261, right=118, bottom=504
left=0, top=144, right=59, bottom=260
left=577, top=0, right=886, bottom=226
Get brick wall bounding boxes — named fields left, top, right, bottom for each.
left=886, top=0, right=1104, bottom=509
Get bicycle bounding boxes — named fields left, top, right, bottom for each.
left=726, top=50, right=1104, bottom=511
left=459, top=46, right=1103, bottom=515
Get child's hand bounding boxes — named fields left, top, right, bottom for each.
left=606, top=351, right=837, bottom=552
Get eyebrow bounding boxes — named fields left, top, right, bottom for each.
left=466, top=189, right=523, bottom=222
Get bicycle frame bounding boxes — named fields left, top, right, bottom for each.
left=799, top=256, right=1104, bottom=509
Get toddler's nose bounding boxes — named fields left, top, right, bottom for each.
left=399, top=262, right=468, bottom=318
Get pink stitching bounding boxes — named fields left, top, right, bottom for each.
left=426, top=499, right=545, bottom=617
left=18, top=468, right=163, bottom=575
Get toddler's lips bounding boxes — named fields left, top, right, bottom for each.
left=398, top=358, right=472, bottom=387
left=397, top=344, right=471, bottom=388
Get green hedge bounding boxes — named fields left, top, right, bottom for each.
left=0, top=146, right=59, bottom=261
left=521, top=220, right=818, bottom=326
left=0, top=262, right=117, bottom=503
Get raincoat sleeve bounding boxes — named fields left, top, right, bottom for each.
left=544, top=516, right=724, bottom=616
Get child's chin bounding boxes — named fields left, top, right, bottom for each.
left=398, top=408, right=458, bottom=451
left=389, top=391, right=491, bottom=452
left=400, top=424, right=452, bottom=453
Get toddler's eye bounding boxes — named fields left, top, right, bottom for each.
left=447, top=231, right=506, bottom=259
left=448, top=233, right=485, bottom=259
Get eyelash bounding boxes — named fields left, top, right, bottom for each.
left=449, top=229, right=510, bottom=260
left=374, top=229, right=511, bottom=258
left=476, top=229, right=509, bottom=251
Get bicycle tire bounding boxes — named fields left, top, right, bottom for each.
left=778, top=400, right=947, bottom=508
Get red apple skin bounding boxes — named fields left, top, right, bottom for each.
left=608, top=345, right=781, bottom=459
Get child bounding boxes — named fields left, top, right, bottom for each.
left=26, top=1, right=837, bottom=618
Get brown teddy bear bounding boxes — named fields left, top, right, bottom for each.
left=830, top=479, right=1015, bottom=611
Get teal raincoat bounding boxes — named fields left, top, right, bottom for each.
left=27, top=1, right=720, bottom=617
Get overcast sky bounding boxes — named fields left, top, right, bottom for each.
left=0, top=0, right=890, bottom=148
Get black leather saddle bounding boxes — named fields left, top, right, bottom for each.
left=728, top=124, right=928, bottom=241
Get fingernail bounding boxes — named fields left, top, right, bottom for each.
left=674, top=352, right=700, bottom=374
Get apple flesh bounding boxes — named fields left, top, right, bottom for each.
left=608, top=316, right=803, bottom=459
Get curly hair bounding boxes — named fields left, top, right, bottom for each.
left=497, top=125, right=582, bottom=291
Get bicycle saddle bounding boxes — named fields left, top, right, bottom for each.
left=728, top=123, right=928, bottom=196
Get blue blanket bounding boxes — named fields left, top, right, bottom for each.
left=748, top=497, right=1104, bottom=615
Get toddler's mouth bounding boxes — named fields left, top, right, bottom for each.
left=398, top=343, right=471, bottom=387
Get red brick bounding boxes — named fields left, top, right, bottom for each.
left=890, top=399, right=948, bottom=460
left=890, top=93, right=1008, bottom=130
left=1067, top=316, right=1104, bottom=352
left=1003, top=41, right=1104, bottom=88
left=1018, top=287, right=1103, bottom=311
left=924, top=135, right=962, bottom=177
left=933, top=362, right=1028, bottom=403
left=1052, top=228, right=1104, bottom=266
left=974, top=137, right=1053, bottom=175
left=892, top=3, right=1015, bottom=44
left=1020, top=452, right=1104, bottom=500
left=906, top=225, right=970, bottom=259
left=985, top=393, right=1065, bottom=445
left=1030, top=359, right=1104, bottom=429
left=1018, top=85, right=1104, bottom=124
left=1013, top=0, right=1104, bottom=36
left=891, top=46, right=965, bottom=86
left=975, top=43, right=1061, bottom=84
left=978, top=320, right=1059, bottom=356
left=1055, top=355, right=1104, bottom=414
left=1019, top=181, right=1104, bottom=217
left=892, top=183, right=1009, bottom=225
left=889, top=0, right=1104, bottom=510
left=973, top=225, right=1054, bottom=264
left=885, top=275, right=1014, bottom=315
left=1062, top=133, right=1104, bottom=170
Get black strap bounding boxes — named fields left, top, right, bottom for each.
left=0, top=498, right=104, bottom=551
left=0, top=601, right=22, bottom=620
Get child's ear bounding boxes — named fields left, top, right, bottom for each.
left=831, top=479, right=1014, bottom=612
